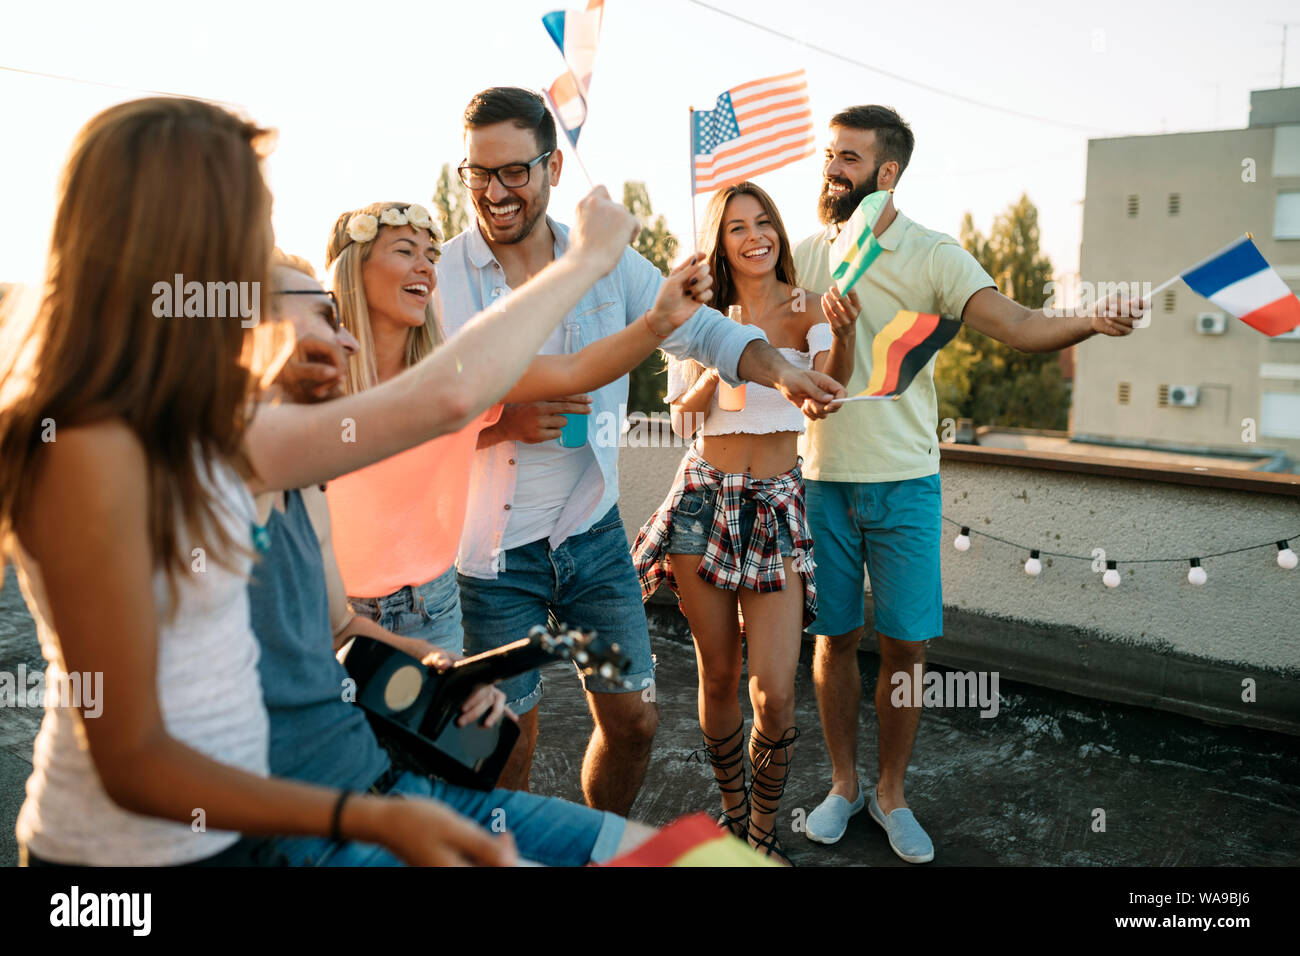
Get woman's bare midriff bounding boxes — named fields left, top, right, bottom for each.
left=694, top=431, right=800, bottom=479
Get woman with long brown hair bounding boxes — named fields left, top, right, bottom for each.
left=0, top=95, right=647, bottom=865
left=633, top=181, right=860, bottom=863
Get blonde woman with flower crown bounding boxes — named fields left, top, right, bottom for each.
left=322, top=201, right=710, bottom=662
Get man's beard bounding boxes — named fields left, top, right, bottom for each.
left=476, top=182, right=549, bottom=245
left=817, top=164, right=881, bottom=226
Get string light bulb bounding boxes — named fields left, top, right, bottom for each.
left=1103, top=560, right=1121, bottom=588
left=1187, top=558, right=1207, bottom=586
left=1278, top=541, right=1298, bottom=570
left=953, top=527, right=971, bottom=552
left=1024, top=550, right=1042, bottom=576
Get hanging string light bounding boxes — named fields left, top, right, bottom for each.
left=1278, top=541, right=1298, bottom=570
left=941, top=516, right=1300, bottom=587
left=1102, top=560, right=1121, bottom=588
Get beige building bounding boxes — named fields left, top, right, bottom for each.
left=1073, top=87, right=1300, bottom=469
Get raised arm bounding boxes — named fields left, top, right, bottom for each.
left=503, top=255, right=712, bottom=403
left=960, top=286, right=1138, bottom=352
left=814, top=284, right=861, bottom=386
left=242, top=189, right=639, bottom=496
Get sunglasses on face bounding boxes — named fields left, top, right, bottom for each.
left=273, top=289, right=342, bottom=332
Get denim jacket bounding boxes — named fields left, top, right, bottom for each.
left=438, top=218, right=766, bottom=579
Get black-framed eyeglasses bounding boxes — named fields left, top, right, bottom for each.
left=457, top=151, right=553, bottom=190
left=274, top=289, right=341, bottom=332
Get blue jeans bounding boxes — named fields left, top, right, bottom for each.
left=457, top=505, right=656, bottom=714
left=350, top=564, right=464, bottom=656
left=271, top=770, right=625, bottom=867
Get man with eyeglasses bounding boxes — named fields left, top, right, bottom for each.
left=438, top=86, right=847, bottom=816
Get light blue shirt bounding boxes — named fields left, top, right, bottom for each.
left=438, top=218, right=766, bottom=578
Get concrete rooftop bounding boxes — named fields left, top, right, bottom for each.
left=2, top=566, right=1298, bottom=867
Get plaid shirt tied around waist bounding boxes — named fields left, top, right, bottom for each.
left=632, top=447, right=817, bottom=625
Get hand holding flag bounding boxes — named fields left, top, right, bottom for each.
left=828, top=190, right=892, bottom=297
left=830, top=310, right=963, bottom=403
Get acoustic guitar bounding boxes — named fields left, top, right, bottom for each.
left=338, top=623, right=632, bottom=790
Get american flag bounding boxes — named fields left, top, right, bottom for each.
left=691, top=70, right=815, bottom=195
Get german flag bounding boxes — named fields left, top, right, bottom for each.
left=859, top=310, right=962, bottom=398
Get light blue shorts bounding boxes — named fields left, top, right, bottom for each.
left=350, top=564, right=464, bottom=657
left=803, top=475, right=943, bottom=642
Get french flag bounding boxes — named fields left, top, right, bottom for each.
left=542, top=0, right=604, bottom=147
left=1180, top=235, right=1300, bottom=337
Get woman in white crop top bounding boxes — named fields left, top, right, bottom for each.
left=632, top=183, right=860, bottom=863
left=0, top=96, right=649, bottom=867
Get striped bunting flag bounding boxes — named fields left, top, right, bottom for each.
left=542, top=0, right=604, bottom=147
left=1178, top=234, right=1300, bottom=336
left=829, top=189, right=892, bottom=296
left=691, top=69, right=815, bottom=195
left=834, top=311, right=963, bottom=403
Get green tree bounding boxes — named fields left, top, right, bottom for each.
left=933, top=194, right=1070, bottom=432
left=622, top=181, right=679, bottom=416
left=432, top=163, right=471, bottom=242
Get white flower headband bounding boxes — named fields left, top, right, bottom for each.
left=345, top=203, right=441, bottom=259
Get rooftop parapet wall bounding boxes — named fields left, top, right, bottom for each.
left=619, top=427, right=1299, bottom=733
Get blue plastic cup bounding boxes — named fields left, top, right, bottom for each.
left=559, top=412, right=589, bottom=448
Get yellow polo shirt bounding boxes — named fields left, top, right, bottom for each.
left=794, top=210, right=994, bottom=483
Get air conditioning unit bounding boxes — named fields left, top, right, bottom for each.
left=1168, top=384, right=1200, bottom=407
left=1196, top=312, right=1227, bottom=335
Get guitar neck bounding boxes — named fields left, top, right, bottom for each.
left=442, top=636, right=562, bottom=693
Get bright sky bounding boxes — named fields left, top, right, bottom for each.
left=2, top=0, right=1296, bottom=286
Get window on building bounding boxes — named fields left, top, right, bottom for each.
left=1157, top=384, right=1169, bottom=407
left=1275, top=191, right=1300, bottom=240
left=1117, top=382, right=1131, bottom=405
left=1163, top=290, right=1176, bottom=313
left=1260, top=393, right=1300, bottom=438
left=1274, top=125, right=1300, bottom=177
left=1168, top=193, right=1180, bottom=216
left=1126, top=194, right=1139, bottom=218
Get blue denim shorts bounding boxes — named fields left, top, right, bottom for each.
left=803, top=475, right=943, bottom=642
left=664, top=487, right=795, bottom=556
left=457, top=505, right=656, bottom=714
left=270, top=770, right=625, bottom=867
left=350, top=564, right=463, bottom=656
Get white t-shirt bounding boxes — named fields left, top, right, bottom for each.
left=501, top=318, right=595, bottom=550
left=14, top=455, right=270, bottom=865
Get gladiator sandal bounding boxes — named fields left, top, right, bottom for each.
left=692, top=722, right=750, bottom=837
left=747, top=726, right=800, bottom=865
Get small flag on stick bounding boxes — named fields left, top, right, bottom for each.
left=691, top=69, right=815, bottom=195
left=829, top=189, right=892, bottom=297
left=1175, top=234, right=1300, bottom=336
left=597, top=813, right=782, bottom=867
left=833, top=311, right=962, bottom=403
left=541, top=0, right=604, bottom=149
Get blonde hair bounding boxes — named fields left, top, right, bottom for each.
left=0, top=97, right=281, bottom=614
left=325, top=203, right=444, bottom=393
left=273, top=248, right=317, bottom=280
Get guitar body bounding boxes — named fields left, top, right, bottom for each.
left=340, top=636, right=519, bottom=790
left=339, top=624, right=630, bottom=791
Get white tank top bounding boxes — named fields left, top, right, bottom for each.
left=667, top=323, right=834, bottom=436
left=13, top=454, right=270, bottom=865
